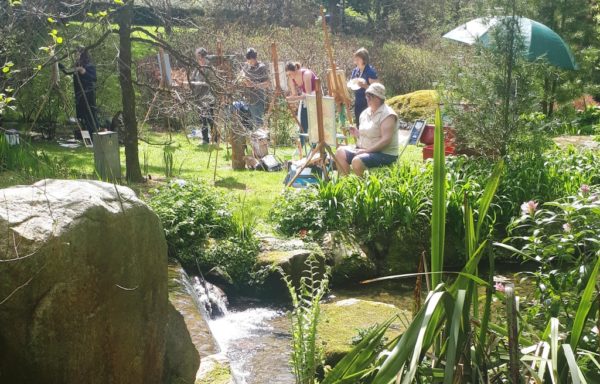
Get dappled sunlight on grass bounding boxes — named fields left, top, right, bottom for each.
left=11, top=132, right=423, bottom=223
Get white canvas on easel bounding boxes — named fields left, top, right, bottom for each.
left=157, top=52, right=173, bottom=87
left=305, top=94, right=336, bottom=146
left=269, top=61, right=287, bottom=92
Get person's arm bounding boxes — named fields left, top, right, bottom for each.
left=58, top=63, right=74, bottom=75
left=303, top=71, right=314, bottom=94
left=286, top=75, right=302, bottom=102
left=83, top=64, right=96, bottom=82
left=356, top=115, right=396, bottom=153
left=254, top=66, right=271, bottom=89
left=360, top=67, right=379, bottom=88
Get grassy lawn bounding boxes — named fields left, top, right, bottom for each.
left=20, top=131, right=423, bottom=225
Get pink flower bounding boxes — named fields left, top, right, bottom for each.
left=521, top=200, right=538, bottom=216
left=494, top=282, right=506, bottom=293
left=580, top=184, right=591, bottom=196
left=563, top=223, right=572, bottom=233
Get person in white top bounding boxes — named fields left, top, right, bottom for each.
left=335, top=83, right=398, bottom=177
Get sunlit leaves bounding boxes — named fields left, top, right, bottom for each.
left=1, top=62, right=16, bottom=75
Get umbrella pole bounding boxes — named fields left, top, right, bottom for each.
left=502, top=0, right=518, bottom=156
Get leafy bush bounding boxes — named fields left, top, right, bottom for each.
left=377, top=41, right=448, bottom=96
left=198, top=237, right=260, bottom=286
left=270, top=188, right=330, bottom=237
left=505, top=185, right=600, bottom=326
left=148, top=179, right=259, bottom=286
left=272, top=148, right=600, bottom=270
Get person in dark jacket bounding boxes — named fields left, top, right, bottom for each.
left=350, top=48, right=378, bottom=128
left=190, top=47, right=217, bottom=144
left=60, top=47, right=99, bottom=137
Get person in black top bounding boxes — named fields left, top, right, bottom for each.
left=59, top=47, right=99, bottom=137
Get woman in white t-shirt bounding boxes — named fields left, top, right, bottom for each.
left=335, top=83, right=398, bottom=177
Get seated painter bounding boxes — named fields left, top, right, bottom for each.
left=335, top=83, right=398, bottom=177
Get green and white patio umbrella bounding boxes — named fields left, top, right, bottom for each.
left=443, top=17, right=577, bottom=70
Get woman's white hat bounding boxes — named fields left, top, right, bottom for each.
left=365, top=83, right=386, bottom=100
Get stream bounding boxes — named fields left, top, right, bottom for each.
left=188, top=276, right=418, bottom=384
left=176, top=266, right=534, bottom=383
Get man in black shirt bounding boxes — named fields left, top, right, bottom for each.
left=60, top=47, right=99, bottom=137
left=239, top=48, right=270, bottom=130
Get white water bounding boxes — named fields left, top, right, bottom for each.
left=209, top=307, right=294, bottom=383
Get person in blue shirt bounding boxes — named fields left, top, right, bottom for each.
left=350, top=48, right=378, bottom=128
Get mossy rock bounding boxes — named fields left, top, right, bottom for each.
left=386, top=90, right=438, bottom=122
left=196, top=355, right=233, bottom=384
left=321, top=232, right=377, bottom=285
left=254, top=236, right=326, bottom=299
left=319, top=299, right=409, bottom=366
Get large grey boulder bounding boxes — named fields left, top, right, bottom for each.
left=0, top=179, right=198, bottom=384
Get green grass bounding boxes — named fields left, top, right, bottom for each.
left=3, top=132, right=423, bottom=225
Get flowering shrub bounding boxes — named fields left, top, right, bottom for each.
left=505, top=185, right=600, bottom=325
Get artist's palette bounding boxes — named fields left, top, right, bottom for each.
left=347, top=78, right=363, bottom=91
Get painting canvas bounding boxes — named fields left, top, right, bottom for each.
left=305, top=94, right=337, bottom=146
left=157, top=52, right=173, bottom=86
left=269, top=61, right=288, bottom=92
left=407, top=119, right=426, bottom=145
left=326, top=68, right=350, bottom=101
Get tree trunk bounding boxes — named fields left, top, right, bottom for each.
left=117, top=1, right=144, bottom=182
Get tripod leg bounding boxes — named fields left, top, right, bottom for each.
left=28, top=84, right=53, bottom=134
left=286, top=143, right=321, bottom=188
left=324, top=144, right=345, bottom=174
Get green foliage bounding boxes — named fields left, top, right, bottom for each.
left=272, top=147, right=600, bottom=271
left=148, top=180, right=234, bottom=251
left=281, top=255, right=330, bottom=384
left=198, top=237, right=260, bottom=286
left=378, top=43, right=447, bottom=96
left=148, top=179, right=261, bottom=286
left=503, top=186, right=600, bottom=337
left=270, top=188, right=331, bottom=238
left=350, top=324, right=388, bottom=353
left=0, top=136, right=75, bottom=179
left=162, top=144, right=176, bottom=177
left=323, top=155, right=503, bottom=383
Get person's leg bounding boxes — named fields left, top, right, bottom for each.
left=353, top=152, right=398, bottom=176
left=248, top=101, right=265, bottom=130
left=88, top=92, right=100, bottom=134
left=299, top=105, right=309, bottom=150
left=351, top=156, right=367, bottom=177
left=335, top=146, right=354, bottom=176
left=199, top=107, right=210, bottom=144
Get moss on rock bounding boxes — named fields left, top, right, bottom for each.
left=195, top=362, right=232, bottom=384
left=319, top=299, right=409, bottom=366
left=386, top=90, right=439, bottom=122
left=196, top=354, right=233, bottom=384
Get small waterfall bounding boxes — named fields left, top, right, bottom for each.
left=191, top=275, right=229, bottom=319
left=173, top=264, right=293, bottom=383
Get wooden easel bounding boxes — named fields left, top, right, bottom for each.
left=285, top=78, right=345, bottom=187
left=268, top=42, right=306, bottom=157
left=320, top=6, right=353, bottom=141
left=140, top=47, right=170, bottom=129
